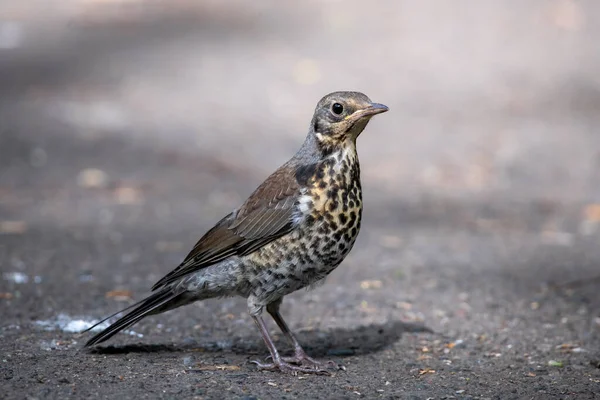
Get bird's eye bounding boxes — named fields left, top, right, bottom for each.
left=331, top=103, right=344, bottom=115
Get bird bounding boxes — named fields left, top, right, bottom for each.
left=83, top=91, right=388, bottom=374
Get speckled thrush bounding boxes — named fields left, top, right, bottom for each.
left=84, top=91, right=388, bottom=374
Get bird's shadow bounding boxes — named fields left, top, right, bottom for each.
left=86, top=320, right=433, bottom=358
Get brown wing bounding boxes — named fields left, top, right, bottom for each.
left=151, top=164, right=301, bottom=290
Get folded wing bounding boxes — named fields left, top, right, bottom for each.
left=151, top=164, right=302, bottom=290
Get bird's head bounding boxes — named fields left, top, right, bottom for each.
left=310, top=91, right=388, bottom=154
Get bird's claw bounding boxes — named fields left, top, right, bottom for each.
left=285, top=352, right=343, bottom=370
left=253, top=353, right=343, bottom=374
left=283, top=356, right=341, bottom=369
left=251, top=359, right=331, bottom=375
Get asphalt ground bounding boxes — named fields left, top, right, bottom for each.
left=1, top=1, right=600, bottom=399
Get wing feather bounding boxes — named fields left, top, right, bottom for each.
left=151, top=164, right=304, bottom=290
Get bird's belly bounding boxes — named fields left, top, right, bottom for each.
left=245, top=210, right=360, bottom=303
left=243, top=202, right=362, bottom=301
left=243, top=154, right=363, bottom=302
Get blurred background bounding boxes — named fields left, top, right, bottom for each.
left=1, top=0, right=599, bottom=205
left=2, top=0, right=600, bottom=208
left=1, top=1, right=600, bottom=397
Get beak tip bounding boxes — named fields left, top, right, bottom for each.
left=369, top=102, right=389, bottom=114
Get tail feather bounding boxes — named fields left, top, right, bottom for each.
left=81, top=296, right=151, bottom=334
left=84, top=288, right=183, bottom=347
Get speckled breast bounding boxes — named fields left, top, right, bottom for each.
left=300, top=145, right=363, bottom=273
left=243, top=145, right=363, bottom=300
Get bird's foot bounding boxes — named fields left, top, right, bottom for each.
left=262, top=350, right=344, bottom=371
left=251, top=359, right=332, bottom=375
left=282, top=354, right=342, bottom=370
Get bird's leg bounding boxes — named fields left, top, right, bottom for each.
left=266, top=302, right=318, bottom=365
left=250, top=315, right=330, bottom=375
left=266, top=301, right=340, bottom=370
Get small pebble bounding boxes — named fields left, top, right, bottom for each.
left=182, top=356, right=195, bottom=367
left=77, top=168, right=109, bottom=189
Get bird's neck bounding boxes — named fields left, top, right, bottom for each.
left=328, top=141, right=358, bottom=165
left=294, top=131, right=357, bottom=163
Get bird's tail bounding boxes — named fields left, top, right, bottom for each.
left=83, top=287, right=185, bottom=347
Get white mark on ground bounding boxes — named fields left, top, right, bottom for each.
left=3, top=272, right=43, bottom=284
left=3, top=272, right=29, bottom=284
left=34, top=313, right=143, bottom=337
